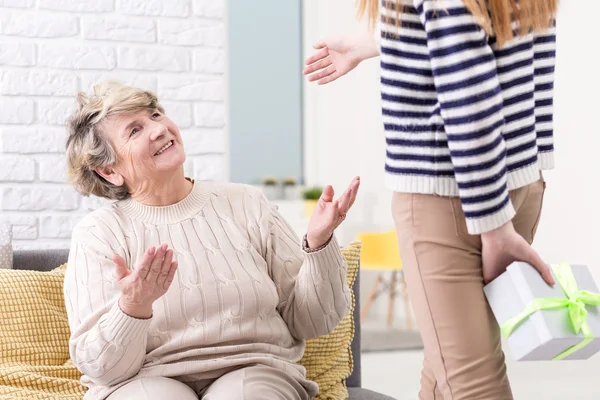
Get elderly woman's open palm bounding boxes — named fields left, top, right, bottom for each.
left=112, top=244, right=179, bottom=319
left=306, top=176, right=360, bottom=248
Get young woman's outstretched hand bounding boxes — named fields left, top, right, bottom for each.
left=303, top=34, right=379, bottom=85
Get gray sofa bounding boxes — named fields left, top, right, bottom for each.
left=13, top=249, right=396, bottom=400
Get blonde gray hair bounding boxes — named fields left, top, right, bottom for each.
left=66, top=80, right=165, bottom=200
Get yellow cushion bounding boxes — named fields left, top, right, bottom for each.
left=300, top=241, right=362, bottom=400
left=0, top=264, right=86, bottom=399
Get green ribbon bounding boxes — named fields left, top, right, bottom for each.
left=500, top=263, right=600, bottom=360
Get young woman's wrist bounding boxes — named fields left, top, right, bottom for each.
left=352, top=34, right=380, bottom=60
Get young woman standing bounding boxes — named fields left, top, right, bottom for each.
left=304, top=1, right=559, bottom=398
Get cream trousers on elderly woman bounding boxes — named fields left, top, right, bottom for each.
left=106, top=365, right=311, bottom=400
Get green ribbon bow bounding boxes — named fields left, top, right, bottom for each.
left=500, top=263, right=600, bottom=360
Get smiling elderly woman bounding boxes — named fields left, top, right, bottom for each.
left=63, top=81, right=361, bottom=400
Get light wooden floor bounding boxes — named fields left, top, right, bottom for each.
left=362, top=349, right=600, bottom=399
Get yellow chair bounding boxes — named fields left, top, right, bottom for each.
left=356, top=230, right=413, bottom=330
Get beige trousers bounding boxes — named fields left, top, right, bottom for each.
left=392, top=177, right=546, bottom=400
left=107, top=365, right=310, bottom=400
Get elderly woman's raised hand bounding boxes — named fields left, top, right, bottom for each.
left=112, top=244, right=178, bottom=319
left=305, top=176, right=360, bottom=249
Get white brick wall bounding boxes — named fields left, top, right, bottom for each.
left=0, top=0, right=227, bottom=249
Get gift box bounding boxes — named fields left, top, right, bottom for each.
left=483, top=262, right=600, bottom=361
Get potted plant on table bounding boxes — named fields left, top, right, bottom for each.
left=302, top=186, right=323, bottom=218
left=261, top=177, right=280, bottom=200
left=282, top=177, right=300, bottom=200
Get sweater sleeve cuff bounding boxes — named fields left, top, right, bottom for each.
left=465, top=198, right=516, bottom=235
left=302, top=234, right=347, bottom=272
left=102, top=302, right=152, bottom=344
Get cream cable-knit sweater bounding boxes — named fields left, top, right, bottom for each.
left=63, top=181, right=351, bottom=400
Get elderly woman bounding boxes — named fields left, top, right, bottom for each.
left=63, top=81, right=360, bottom=400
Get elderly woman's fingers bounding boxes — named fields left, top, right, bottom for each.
left=320, top=185, right=335, bottom=203
left=156, top=249, right=174, bottom=287
left=336, top=177, right=360, bottom=216
left=337, top=186, right=353, bottom=215
left=346, top=176, right=360, bottom=210
left=135, top=246, right=156, bottom=280
left=145, top=244, right=167, bottom=282
left=163, top=261, right=178, bottom=290
left=112, top=254, right=130, bottom=281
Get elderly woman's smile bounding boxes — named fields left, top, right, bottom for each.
left=154, top=140, right=173, bottom=156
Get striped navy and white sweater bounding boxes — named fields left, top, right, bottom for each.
left=380, top=0, right=556, bottom=234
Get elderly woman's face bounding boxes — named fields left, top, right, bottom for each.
left=102, top=108, right=186, bottom=183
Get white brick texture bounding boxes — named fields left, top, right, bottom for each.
left=39, top=0, right=113, bottom=12
left=0, top=43, right=36, bottom=66
left=158, top=19, right=224, bottom=47
left=0, top=12, right=79, bottom=38
left=118, top=0, right=190, bottom=17
left=37, top=99, right=76, bottom=126
left=193, top=154, right=225, bottom=181
left=193, top=0, right=224, bottom=19
left=2, top=187, right=80, bottom=211
left=39, top=44, right=117, bottom=70
left=1, top=70, right=79, bottom=96
left=0, top=0, right=35, bottom=8
left=40, top=215, right=85, bottom=239
left=82, top=17, right=156, bottom=43
left=159, top=75, right=224, bottom=101
left=181, top=128, right=225, bottom=154
left=80, top=72, right=157, bottom=93
left=193, top=48, right=225, bottom=74
left=38, top=156, right=68, bottom=183
left=0, top=98, right=34, bottom=124
left=0, top=156, right=35, bottom=181
left=162, top=102, right=193, bottom=129
left=0, top=128, right=66, bottom=153
left=193, top=103, right=225, bottom=127
left=0, top=0, right=228, bottom=249
left=118, top=47, right=189, bottom=72
left=0, top=216, right=37, bottom=240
